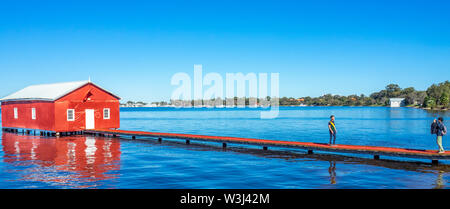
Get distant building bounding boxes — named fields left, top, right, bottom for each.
left=390, top=98, right=406, bottom=107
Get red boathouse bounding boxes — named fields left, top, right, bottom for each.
left=0, top=81, right=121, bottom=134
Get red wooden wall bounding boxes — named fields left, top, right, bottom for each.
left=54, top=83, right=120, bottom=132
left=1, top=83, right=120, bottom=132
left=1, top=101, right=55, bottom=131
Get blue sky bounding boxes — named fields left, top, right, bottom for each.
left=0, top=0, right=449, bottom=102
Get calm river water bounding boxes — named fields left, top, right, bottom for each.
left=0, top=106, right=449, bottom=189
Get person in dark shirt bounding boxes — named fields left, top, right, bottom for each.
left=328, top=115, right=337, bottom=145
left=435, top=117, right=447, bottom=154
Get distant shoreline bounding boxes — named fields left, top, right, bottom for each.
left=119, top=105, right=449, bottom=111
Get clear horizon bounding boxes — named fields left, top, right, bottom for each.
left=1, top=0, right=449, bottom=102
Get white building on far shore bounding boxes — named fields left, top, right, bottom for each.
left=390, top=98, right=406, bottom=107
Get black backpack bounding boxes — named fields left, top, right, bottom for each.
left=431, top=122, right=439, bottom=135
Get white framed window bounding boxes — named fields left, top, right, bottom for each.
left=31, top=108, right=36, bottom=120
left=67, top=109, right=75, bottom=121
left=103, top=108, right=110, bottom=119
left=14, top=108, right=18, bottom=119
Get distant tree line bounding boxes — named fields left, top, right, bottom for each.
left=121, top=101, right=148, bottom=107
left=121, top=101, right=170, bottom=107
left=170, top=97, right=272, bottom=107
left=151, top=101, right=169, bottom=106
left=279, top=81, right=449, bottom=109
left=128, top=81, right=450, bottom=109
left=423, top=81, right=450, bottom=109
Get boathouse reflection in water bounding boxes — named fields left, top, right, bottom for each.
left=1, top=133, right=121, bottom=187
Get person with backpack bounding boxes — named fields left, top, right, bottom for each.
left=432, top=117, right=447, bottom=153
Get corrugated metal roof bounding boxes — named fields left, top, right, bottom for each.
left=0, top=81, right=120, bottom=102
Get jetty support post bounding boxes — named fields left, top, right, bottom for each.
left=158, top=138, right=162, bottom=143
left=432, top=160, right=439, bottom=165
left=222, top=143, right=227, bottom=149
left=374, top=155, right=380, bottom=160
left=186, top=140, right=190, bottom=145
left=132, top=136, right=136, bottom=140
left=263, top=146, right=268, bottom=151
left=308, top=150, right=314, bottom=155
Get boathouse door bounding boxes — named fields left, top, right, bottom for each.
left=85, top=109, right=95, bottom=130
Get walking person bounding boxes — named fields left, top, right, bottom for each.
left=432, top=117, right=447, bottom=153
left=328, top=115, right=337, bottom=145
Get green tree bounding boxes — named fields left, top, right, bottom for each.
left=440, top=92, right=449, bottom=108
left=426, top=81, right=450, bottom=106
left=386, top=84, right=401, bottom=97
left=424, top=96, right=436, bottom=108
left=401, top=87, right=415, bottom=95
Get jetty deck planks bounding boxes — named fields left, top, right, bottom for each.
left=84, top=129, right=450, bottom=161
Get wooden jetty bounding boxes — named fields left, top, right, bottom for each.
left=83, top=128, right=450, bottom=164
